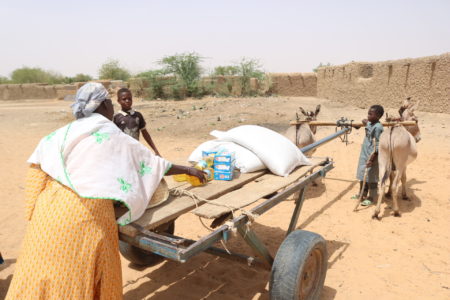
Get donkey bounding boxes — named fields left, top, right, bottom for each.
left=285, top=105, right=321, bottom=155
left=373, top=99, right=421, bottom=219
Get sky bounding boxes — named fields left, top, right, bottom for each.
left=1, top=0, right=449, bottom=78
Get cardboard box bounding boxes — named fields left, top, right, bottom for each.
left=214, top=170, right=234, bottom=181
left=214, top=163, right=234, bottom=172
left=214, top=152, right=235, bottom=164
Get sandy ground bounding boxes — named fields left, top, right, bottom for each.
left=0, top=96, right=449, bottom=300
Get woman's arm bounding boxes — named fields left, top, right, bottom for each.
left=165, top=164, right=207, bottom=184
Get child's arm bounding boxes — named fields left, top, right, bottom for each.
left=366, top=125, right=383, bottom=167
left=142, top=128, right=162, bottom=157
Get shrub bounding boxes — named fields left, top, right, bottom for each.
left=10, top=67, right=64, bottom=84
left=0, top=76, right=10, bottom=84
left=98, top=59, right=130, bottom=80
left=72, top=73, right=93, bottom=82
left=137, top=69, right=175, bottom=100
left=313, top=62, right=331, bottom=72
left=158, top=52, right=203, bottom=97
left=213, top=65, right=239, bottom=76
left=237, top=58, right=265, bottom=96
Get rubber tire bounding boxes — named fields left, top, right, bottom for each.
left=119, top=221, right=175, bottom=267
left=269, top=230, right=327, bottom=300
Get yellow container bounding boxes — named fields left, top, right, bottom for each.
left=187, top=175, right=205, bottom=186
left=172, top=174, right=187, bottom=182
left=187, top=168, right=213, bottom=187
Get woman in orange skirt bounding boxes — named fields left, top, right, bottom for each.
left=6, top=83, right=205, bottom=299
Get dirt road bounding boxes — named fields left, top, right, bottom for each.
left=1, top=96, right=449, bottom=299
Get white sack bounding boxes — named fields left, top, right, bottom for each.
left=188, top=140, right=266, bottom=173
left=210, top=125, right=310, bottom=176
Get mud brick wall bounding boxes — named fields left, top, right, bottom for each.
left=269, top=73, right=317, bottom=96
left=316, top=53, right=450, bottom=113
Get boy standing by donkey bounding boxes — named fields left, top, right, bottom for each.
left=113, top=88, right=162, bottom=156
left=354, top=105, right=384, bottom=206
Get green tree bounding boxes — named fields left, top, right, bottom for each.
left=98, top=59, right=130, bottom=80
left=158, top=52, right=203, bottom=97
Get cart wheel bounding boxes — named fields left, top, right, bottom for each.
left=119, top=221, right=175, bottom=267
left=269, top=230, right=327, bottom=300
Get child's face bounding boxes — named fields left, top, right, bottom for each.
left=118, top=91, right=132, bottom=111
left=367, top=108, right=379, bottom=123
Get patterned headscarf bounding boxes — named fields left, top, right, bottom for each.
left=71, top=82, right=109, bottom=119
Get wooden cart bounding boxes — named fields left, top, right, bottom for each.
left=118, top=129, right=350, bottom=300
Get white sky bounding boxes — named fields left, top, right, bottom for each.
left=1, top=0, right=449, bottom=78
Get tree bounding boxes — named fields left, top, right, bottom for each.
left=158, top=52, right=203, bottom=96
left=98, top=59, right=130, bottom=80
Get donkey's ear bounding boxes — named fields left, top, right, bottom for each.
left=409, top=100, right=420, bottom=112
left=315, top=104, right=321, bottom=116
left=299, top=107, right=308, bottom=116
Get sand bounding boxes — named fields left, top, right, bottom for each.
left=1, top=96, right=449, bottom=299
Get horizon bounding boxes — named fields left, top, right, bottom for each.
left=1, top=0, right=449, bottom=78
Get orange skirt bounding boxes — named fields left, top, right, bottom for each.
left=6, top=166, right=122, bottom=299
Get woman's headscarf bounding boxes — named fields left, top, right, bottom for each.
left=71, top=82, right=109, bottom=119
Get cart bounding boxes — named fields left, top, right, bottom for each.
left=117, top=128, right=351, bottom=300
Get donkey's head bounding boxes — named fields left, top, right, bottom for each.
left=299, top=105, right=321, bottom=134
left=399, top=97, right=421, bottom=142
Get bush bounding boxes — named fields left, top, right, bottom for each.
left=72, top=73, right=93, bottom=82
left=136, top=69, right=175, bottom=100
left=0, top=76, right=10, bottom=84
left=98, top=59, right=130, bottom=80
left=60, top=73, right=93, bottom=84
left=237, top=58, right=265, bottom=96
left=158, top=52, right=203, bottom=97
left=213, top=65, right=239, bottom=76
left=10, top=67, right=64, bottom=84
left=313, top=62, right=331, bottom=72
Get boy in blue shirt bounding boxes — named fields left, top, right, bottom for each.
left=354, top=105, right=384, bottom=206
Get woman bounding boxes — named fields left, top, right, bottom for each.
left=6, top=82, right=205, bottom=299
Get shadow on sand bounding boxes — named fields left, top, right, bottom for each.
left=123, top=193, right=350, bottom=300
left=378, top=178, right=424, bottom=219
left=0, top=259, right=16, bottom=299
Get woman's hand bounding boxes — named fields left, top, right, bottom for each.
left=187, top=167, right=207, bottom=184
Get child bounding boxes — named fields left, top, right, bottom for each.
left=354, top=105, right=384, bottom=206
left=113, top=88, right=162, bottom=157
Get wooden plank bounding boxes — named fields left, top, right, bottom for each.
left=119, top=170, right=267, bottom=237
left=289, top=120, right=417, bottom=127
left=192, top=158, right=327, bottom=219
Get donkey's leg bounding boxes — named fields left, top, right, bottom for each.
left=401, top=170, right=409, bottom=200
left=391, top=170, right=403, bottom=217
left=385, top=172, right=395, bottom=198
left=373, top=160, right=387, bottom=219
left=373, top=181, right=385, bottom=219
